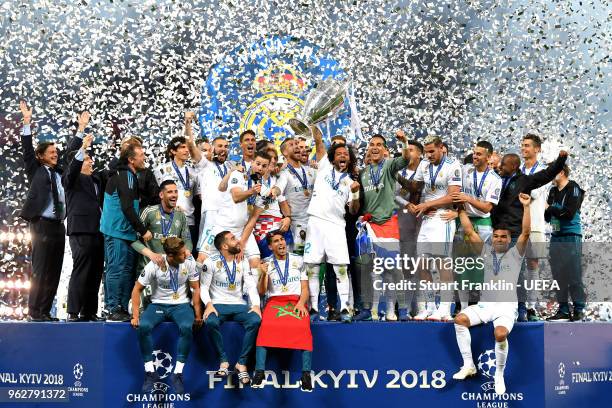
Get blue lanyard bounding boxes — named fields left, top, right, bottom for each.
left=273, top=256, right=290, bottom=287
left=501, top=172, right=516, bottom=192
left=331, top=168, right=349, bottom=191
left=521, top=161, right=539, bottom=175
left=429, top=156, right=445, bottom=189
left=168, top=264, right=179, bottom=293
left=215, top=161, right=227, bottom=178
left=401, top=168, right=417, bottom=181
left=369, top=159, right=385, bottom=190
left=287, top=164, right=308, bottom=190
left=159, top=206, right=174, bottom=237
left=472, top=168, right=490, bottom=198
left=171, top=161, right=190, bottom=190
left=491, top=249, right=507, bottom=276
left=220, top=255, right=237, bottom=285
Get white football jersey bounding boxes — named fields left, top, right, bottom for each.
left=413, top=156, right=462, bottom=215
left=194, top=156, right=232, bottom=213
left=461, top=164, right=503, bottom=218
left=307, top=156, right=353, bottom=226
left=479, top=244, right=524, bottom=303
left=276, top=164, right=317, bottom=223
left=139, top=257, right=200, bottom=305
left=216, top=170, right=250, bottom=229
left=522, top=161, right=550, bottom=233
left=154, top=161, right=199, bottom=225
left=200, top=254, right=259, bottom=306
left=263, top=253, right=307, bottom=298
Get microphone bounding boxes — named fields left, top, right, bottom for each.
left=249, top=173, right=261, bottom=184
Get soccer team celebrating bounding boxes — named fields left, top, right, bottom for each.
left=18, top=102, right=585, bottom=395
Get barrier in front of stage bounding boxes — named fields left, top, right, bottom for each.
left=0, top=322, right=611, bottom=407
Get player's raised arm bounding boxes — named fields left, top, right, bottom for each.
left=515, top=193, right=532, bottom=256
left=184, top=111, right=201, bottom=163
left=458, top=206, right=484, bottom=254
left=311, top=125, right=326, bottom=162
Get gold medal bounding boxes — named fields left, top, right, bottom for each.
left=400, top=188, right=408, bottom=196
left=228, top=283, right=236, bottom=290
left=281, top=285, right=289, bottom=293
left=184, top=190, right=191, bottom=197
left=264, top=204, right=269, bottom=210
left=160, top=237, right=166, bottom=244
left=431, top=185, right=436, bottom=192
left=172, top=292, right=179, bottom=300
left=248, top=204, right=254, bottom=214
left=216, top=261, right=222, bottom=269
left=304, top=190, right=310, bottom=197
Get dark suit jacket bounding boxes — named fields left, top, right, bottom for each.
left=62, top=137, right=103, bottom=235
left=19, top=131, right=80, bottom=222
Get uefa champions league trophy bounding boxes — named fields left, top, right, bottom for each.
left=289, top=77, right=349, bottom=140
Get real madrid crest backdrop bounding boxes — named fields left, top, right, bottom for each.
left=0, top=0, right=610, bottom=238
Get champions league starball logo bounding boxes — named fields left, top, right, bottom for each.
left=199, top=36, right=357, bottom=161
left=152, top=349, right=174, bottom=380
left=73, top=363, right=84, bottom=382
left=477, top=349, right=497, bottom=379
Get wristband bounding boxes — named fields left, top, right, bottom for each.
left=351, top=191, right=360, bottom=200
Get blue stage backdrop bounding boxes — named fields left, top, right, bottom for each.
left=198, top=35, right=358, bottom=162
left=1, top=322, right=610, bottom=407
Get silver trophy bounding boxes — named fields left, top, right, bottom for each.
left=289, top=77, right=350, bottom=139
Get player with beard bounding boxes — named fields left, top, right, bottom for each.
left=394, top=138, right=424, bottom=321
left=451, top=141, right=502, bottom=310
left=241, top=148, right=292, bottom=258
left=276, top=137, right=317, bottom=255
left=251, top=230, right=313, bottom=392
left=353, top=131, right=410, bottom=322
left=131, top=237, right=201, bottom=394
left=154, top=123, right=199, bottom=250
left=518, top=133, right=549, bottom=321
left=304, top=128, right=360, bottom=323
left=133, top=180, right=192, bottom=271
left=297, top=137, right=311, bottom=166
left=212, top=151, right=271, bottom=270
left=201, top=231, right=261, bottom=385
left=452, top=193, right=532, bottom=395
left=404, top=135, right=463, bottom=322
left=186, top=120, right=235, bottom=258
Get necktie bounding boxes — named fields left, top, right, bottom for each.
left=49, top=168, right=63, bottom=219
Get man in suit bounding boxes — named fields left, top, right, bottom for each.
left=63, top=124, right=105, bottom=322
left=19, top=101, right=77, bottom=322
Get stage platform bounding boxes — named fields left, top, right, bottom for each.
left=0, top=321, right=610, bottom=407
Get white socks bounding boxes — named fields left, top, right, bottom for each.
left=306, top=263, right=320, bottom=312
left=495, top=339, right=509, bottom=377
left=174, top=361, right=185, bottom=374
left=332, top=264, right=350, bottom=310
left=144, top=361, right=154, bottom=373
left=454, top=324, right=474, bottom=368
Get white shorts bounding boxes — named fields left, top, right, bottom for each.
left=416, top=216, right=456, bottom=257
left=197, top=210, right=218, bottom=252
left=290, top=218, right=309, bottom=255
left=461, top=302, right=518, bottom=332
left=202, top=224, right=260, bottom=260
left=303, top=216, right=349, bottom=265
left=525, top=231, right=547, bottom=259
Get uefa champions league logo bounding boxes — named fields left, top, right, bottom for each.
left=558, top=362, right=566, bottom=379
left=152, top=350, right=174, bottom=380
left=477, top=349, right=496, bottom=392
left=73, top=363, right=84, bottom=381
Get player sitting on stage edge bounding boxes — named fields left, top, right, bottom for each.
left=251, top=230, right=313, bottom=391
left=452, top=192, right=532, bottom=395
left=130, top=237, right=202, bottom=394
